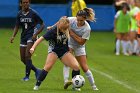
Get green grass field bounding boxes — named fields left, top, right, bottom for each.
left=0, top=29, right=140, bottom=93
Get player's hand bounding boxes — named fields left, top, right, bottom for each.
left=10, top=37, right=14, bottom=43
left=47, top=26, right=53, bottom=30
left=30, top=48, right=35, bottom=54
left=32, top=34, right=37, bottom=41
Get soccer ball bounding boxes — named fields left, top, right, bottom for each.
left=72, top=75, right=85, bottom=88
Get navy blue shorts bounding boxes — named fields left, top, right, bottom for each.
left=54, top=49, right=69, bottom=59
left=50, top=49, right=69, bottom=59
left=20, top=37, right=36, bottom=47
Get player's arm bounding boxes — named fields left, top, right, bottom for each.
left=30, top=36, right=44, bottom=54
left=69, top=29, right=86, bottom=45
left=32, top=22, right=45, bottom=40
left=10, top=25, right=19, bottom=43
left=10, top=12, right=20, bottom=43
left=114, top=18, right=117, bottom=33
left=47, top=16, right=67, bottom=30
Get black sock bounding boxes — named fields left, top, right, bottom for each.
left=72, top=70, right=80, bottom=78
left=25, top=59, right=32, bottom=77
left=31, top=64, right=37, bottom=72
left=36, top=69, right=48, bottom=86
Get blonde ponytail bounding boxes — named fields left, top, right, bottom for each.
left=83, top=8, right=96, bottom=21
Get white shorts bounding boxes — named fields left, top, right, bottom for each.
left=68, top=45, right=86, bottom=56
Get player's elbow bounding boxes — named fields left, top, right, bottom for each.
left=78, top=40, right=86, bottom=45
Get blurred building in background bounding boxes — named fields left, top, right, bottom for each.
left=0, top=0, right=115, bottom=31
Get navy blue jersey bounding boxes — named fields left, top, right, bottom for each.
left=16, top=8, right=43, bottom=39
left=43, top=26, right=69, bottom=53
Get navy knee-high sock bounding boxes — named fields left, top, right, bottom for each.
left=72, top=70, right=80, bottom=78
left=31, top=63, right=37, bottom=72
left=23, top=59, right=37, bottom=72
left=36, top=69, right=48, bottom=86
left=26, top=59, right=33, bottom=77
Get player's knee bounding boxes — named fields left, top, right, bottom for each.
left=25, top=55, right=31, bottom=61
left=72, top=64, right=80, bottom=71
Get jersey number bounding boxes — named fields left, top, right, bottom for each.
left=24, top=23, right=28, bottom=29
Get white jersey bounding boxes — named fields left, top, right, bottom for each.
left=68, top=17, right=91, bottom=47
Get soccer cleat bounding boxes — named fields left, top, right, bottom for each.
left=33, top=85, right=39, bottom=90
left=92, top=85, right=99, bottom=90
left=22, top=76, right=29, bottom=81
left=35, top=69, right=42, bottom=80
left=115, top=52, right=120, bottom=56
left=123, top=53, right=129, bottom=56
left=64, top=80, right=72, bottom=89
left=72, top=87, right=81, bottom=91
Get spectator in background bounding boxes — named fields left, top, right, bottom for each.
left=71, top=0, right=87, bottom=17
left=129, top=0, right=140, bottom=55
left=135, top=0, right=140, bottom=56
left=114, top=0, right=127, bottom=12
left=114, top=3, right=131, bottom=56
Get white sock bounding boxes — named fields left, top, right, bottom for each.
left=133, top=40, right=138, bottom=53
left=122, top=40, right=127, bottom=54
left=129, top=41, right=133, bottom=53
left=126, top=41, right=131, bottom=53
left=85, top=69, right=95, bottom=86
left=116, top=39, right=120, bottom=54
left=63, top=65, right=70, bottom=84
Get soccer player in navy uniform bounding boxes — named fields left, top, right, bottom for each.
left=29, top=18, right=80, bottom=90
left=10, top=0, right=45, bottom=81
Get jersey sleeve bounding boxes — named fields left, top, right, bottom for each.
left=82, top=29, right=91, bottom=40
left=43, top=27, right=56, bottom=40
left=82, top=22, right=91, bottom=40
left=34, top=12, right=43, bottom=24
left=115, top=11, right=121, bottom=19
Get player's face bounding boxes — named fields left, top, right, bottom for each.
left=122, top=7, right=127, bottom=13
left=21, top=0, right=30, bottom=11
left=76, top=16, right=86, bottom=26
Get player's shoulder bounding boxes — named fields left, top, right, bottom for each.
left=68, top=17, right=76, bottom=21
left=17, top=10, right=22, bottom=15
left=29, top=8, right=39, bottom=15
left=47, top=26, right=57, bottom=33
left=85, top=21, right=91, bottom=30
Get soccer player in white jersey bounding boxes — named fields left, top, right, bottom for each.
left=63, top=8, right=98, bottom=91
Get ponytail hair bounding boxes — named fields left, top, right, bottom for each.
left=77, top=8, right=96, bottom=22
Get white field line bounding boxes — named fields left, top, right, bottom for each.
left=91, top=68, right=140, bottom=93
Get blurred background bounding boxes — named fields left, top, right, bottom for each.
left=0, top=0, right=115, bottom=31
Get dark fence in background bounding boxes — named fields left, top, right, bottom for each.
left=0, top=0, right=115, bottom=31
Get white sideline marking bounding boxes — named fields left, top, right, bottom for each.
left=91, top=68, right=140, bottom=93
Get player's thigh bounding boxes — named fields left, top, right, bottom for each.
left=122, top=33, right=129, bottom=40
left=76, top=55, right=89, bottom=72
left=61, top=52, right=79, bottom=71
left=130, top=31, right=137, bottom=40
left=137, top=37, right=140, bottom=46
left=25, top=42, right=33, bottom=58
left=116, top=33, right=122, bottom=39
left=20, top=46, right=26, bottom=62
left=43, top=52, right=58, bottom=72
